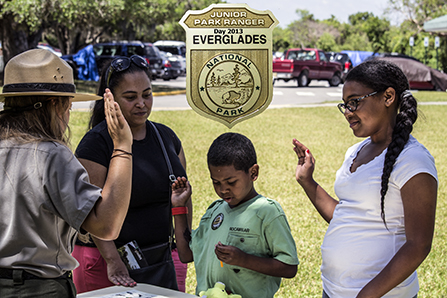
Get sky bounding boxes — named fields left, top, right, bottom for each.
left=225, top=0, right=403, bottom=27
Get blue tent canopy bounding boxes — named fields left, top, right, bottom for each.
left=73, top=45, right=99, bottom=81
left=341, top=50, right=376, bottom=67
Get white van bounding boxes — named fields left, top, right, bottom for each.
left=153, top=40, right=186, bottom=74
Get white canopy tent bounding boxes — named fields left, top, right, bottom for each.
left=424, top=15, right=447, bottom=32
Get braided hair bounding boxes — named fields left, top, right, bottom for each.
left=345, top=59, right=418, bottom=226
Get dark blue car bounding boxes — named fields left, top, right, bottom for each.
left=61, top=41, right=146, bottom=81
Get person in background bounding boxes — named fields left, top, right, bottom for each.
left=171, top=132, right=299, bottom=298
left=293, top=59, right=437, bottom=297
left=0, top=49, right=132, bottom=297
left=72, top=55, right=191, bottom=293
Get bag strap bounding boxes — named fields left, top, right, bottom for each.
left=150, top=121, right=176, bottom=184
left=149, top=121, right=175, bottom=245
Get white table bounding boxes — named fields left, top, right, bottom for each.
left=77, top=283, right=197, bottom=298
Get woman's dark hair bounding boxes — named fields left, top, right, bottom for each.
left=89, top=59, right=151, bottom=129
left=345, top=59, right=418, bottom=226
left=207, top=132, right=257, bottom=173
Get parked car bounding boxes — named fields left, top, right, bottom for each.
left=92, top=41, right=146, bottom=75
left=273, top=48, right=343, bottom=87
left=325, top=51, right=338, bottom=62
left=143, top=42, right=163, bottom=80
left=273, top=51, right=284, bottom=59
left=61, top=40, right=147, bottom=80
left=330, top=52, right=352, bottom=82
left=37, top=42, right=62, bottom=57
left=158, top=51, right=182, bottom=81
left=153, top=40, right=186, bottom=75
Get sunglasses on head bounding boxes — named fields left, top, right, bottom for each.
left=105, top=55, right=149, bottom=88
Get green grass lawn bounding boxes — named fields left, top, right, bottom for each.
left=70, top=103, right=446, bottom=297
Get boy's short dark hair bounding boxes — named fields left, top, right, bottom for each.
left=207, top=132, right=257, bottom=173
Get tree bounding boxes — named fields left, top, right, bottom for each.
left=0, top=1, right=42, bottom=64
left=387, top=0, right=447, bottom=33
left=272, top=27, right=291, bottom=52
left=0, top=0, right=124, bottom=62
left=152, top=0, right=221, bottom=42
left=288, top=9, right=340, bottom=49
left=387, top=0, right=447, bottom=70
left=316, top=32, right=339, bottom=52
left=232, top=64, right=241, bottom=88
left=348, top=12, right=392, bottom=53
left=209, top=72, right=216, bottom=87
left=0, top=0, right=221, bottom=65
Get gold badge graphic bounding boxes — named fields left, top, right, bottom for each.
left=179, top=4, right=278, bottom=128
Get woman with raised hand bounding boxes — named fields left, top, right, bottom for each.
left=0, top=49, right=132, bottom=298
left=294, top=59, right=437, bottom=298
left=72, top=55, right=191, bottom=293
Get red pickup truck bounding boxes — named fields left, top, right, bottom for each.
left=273, top=48, right=342, bottom=87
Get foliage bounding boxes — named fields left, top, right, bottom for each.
left=387, top=0, right=447, bottom=32
left=152, top=0, right=222, bottom=41
left=385, top=0, right=447, bottom=70
left=1, top=0, right=447, bottom=71
left=272, top=27, right=291, bottom=53
left=0, top=0, right=220, bottom=61
left=316, top=33, right=339, bottom=52
left=349, top=12, right=392, bottom=53
left=69, top=102, right=447, bottom=297
left=0, top=0, right=42, bottom=62
left=286, top=9, right=340, bottom=49
left=270, top=0, right=447, bottom=71
left=0, top=0, right=124, bottom=58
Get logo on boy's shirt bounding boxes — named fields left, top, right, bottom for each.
left=229, top=227, right=250, bottom=233
left=212, top=213, right=224, bottom=230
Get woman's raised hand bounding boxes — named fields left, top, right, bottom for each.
left=293, top=138, right=315, bottom=185
left=104, top=88, right=132, bottom=149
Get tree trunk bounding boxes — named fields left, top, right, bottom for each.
left=1, top=13, right=42, bottom=65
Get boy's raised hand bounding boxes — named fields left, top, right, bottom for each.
left=171, top=177, right=192, bottom=207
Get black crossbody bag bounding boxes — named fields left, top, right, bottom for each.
left=119, top=122, right=178, bottom=290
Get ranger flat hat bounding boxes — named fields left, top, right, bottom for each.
left=0, top=48, right=101, bottom=102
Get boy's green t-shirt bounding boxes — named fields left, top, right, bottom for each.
left=190, top=194, right=299, bottom=298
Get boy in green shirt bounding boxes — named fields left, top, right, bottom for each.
left=171, top=132, right=298, bottom=298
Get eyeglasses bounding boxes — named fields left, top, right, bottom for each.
left=337, top=91, right=378, bottom=114
left=105, top=55, right=149, bottom=88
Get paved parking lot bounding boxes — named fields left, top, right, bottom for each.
left=70, top=75, right=344, bottom=111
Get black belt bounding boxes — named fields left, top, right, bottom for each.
left=0, top=268, right=72, bottom=281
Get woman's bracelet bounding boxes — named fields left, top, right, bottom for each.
left=111, top=152, right=132, bottom=159
left=111, top=149, right=132, bottom=159
left=172, top=206, right=188, bottom=215
left=113, top=148, right=132, bottom=155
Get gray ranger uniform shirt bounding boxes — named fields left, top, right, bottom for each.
left=0, top=140, right=101, bottom=278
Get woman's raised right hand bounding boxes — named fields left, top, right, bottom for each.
left=293, top=138, right=315, bottom=185
left=104, top=88, right=133, bottom=149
